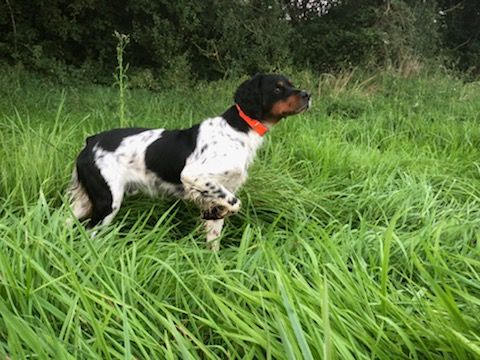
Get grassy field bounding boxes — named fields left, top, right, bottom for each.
left=0, top=67, right=479, bottom=359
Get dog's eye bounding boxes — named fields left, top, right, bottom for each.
left=274, top=87, right=281, bottom=94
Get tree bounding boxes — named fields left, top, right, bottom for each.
left=438, top=0, right=480, bottom=74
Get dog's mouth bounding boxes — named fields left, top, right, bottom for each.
left=278, top=102, right=310, bottom=118
left=268, top=94, right=311, bottom=120
left=295, top=100, right=310, bottom=114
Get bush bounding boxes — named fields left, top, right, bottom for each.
left=287, top=0, right=441, bottom=72
left=0, top=0, right=477, bottom=83
left=0, top=0, right=292, bottom=83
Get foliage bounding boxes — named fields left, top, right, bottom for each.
left=438, top=0, right=480, bottom=75
left=285, top=0, right=441, bottom=71
left=114, top=31, right=130, bottom=126
left=0, top=0, right=291, bottom=85
left=1, top=1, right=478, bottom=82
left=187, top=0, right=292, bottom=78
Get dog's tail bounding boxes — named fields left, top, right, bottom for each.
left=67, top=166, right=92, bottom=224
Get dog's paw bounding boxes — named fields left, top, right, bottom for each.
left=225, top=196, right=241, bottom=214
left=202, top=206, right=227, bottom=220
left=201, top=197, right=241, bottom=220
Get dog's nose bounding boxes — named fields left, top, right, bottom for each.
left=300, top=91, right=310, bottom=100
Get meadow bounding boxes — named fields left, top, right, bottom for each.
left=0, top=67, right=479, bottom=359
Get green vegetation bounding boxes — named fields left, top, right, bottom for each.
left=2, top=1, right=479, bottom=83
left=0, top=67, right=479, bottom=358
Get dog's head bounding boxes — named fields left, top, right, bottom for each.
left=234, top=73, right=311, bottom=124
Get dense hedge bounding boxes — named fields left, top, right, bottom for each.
left=0, top=0, right=478, bottom=85
left=439, top=0, right=480, bottom=74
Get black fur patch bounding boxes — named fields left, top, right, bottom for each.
left=75, top=142, right=113, bottom=227
left=145, top=125, right=200, bottom=184
left=89, top=128, right=150, bottom=152
left=222, top=106, right=251, bottom=134
left=202, top=206, right=225, bottom=220
left=228, top=197, right=238, bottom=206
left=234, top=74, right=264, bottom=121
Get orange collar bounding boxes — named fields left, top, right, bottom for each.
left=235, top=104, right=268, bottom=136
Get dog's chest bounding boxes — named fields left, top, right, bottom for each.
left=186, top=117, right=264, bottom=191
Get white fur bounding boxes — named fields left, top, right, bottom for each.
left=181, top=117, right=263, bottom=209
left=205, top=219, right=224, bottom=251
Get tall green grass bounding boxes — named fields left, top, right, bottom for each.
left=0, top=68, right=479, bottom=358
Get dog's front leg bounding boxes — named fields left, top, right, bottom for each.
left=181, top=170, right=242, bottom=217
left=204, top=218, right=224, bottom=251
left=181, top=168, right=242, bottom=250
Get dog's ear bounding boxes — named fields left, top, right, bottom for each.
left=234, top=74, right=264, bottom=120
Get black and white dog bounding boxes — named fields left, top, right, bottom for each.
left=69, top=74, right=310, bottom=250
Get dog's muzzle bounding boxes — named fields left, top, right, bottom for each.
left=298, top=90, right=311, bottom=112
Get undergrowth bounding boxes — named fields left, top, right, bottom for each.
left=0, top=67, right=479, bottom=359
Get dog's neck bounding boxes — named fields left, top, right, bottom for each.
left=219, top=106, right=265, bottom=168
left=222, top=105, right=270, bottom=135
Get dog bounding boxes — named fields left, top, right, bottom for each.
left=68, top=73, right=311, bottom=250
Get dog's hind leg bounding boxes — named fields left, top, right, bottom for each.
left=95, top=189, right=124, bottom=227
left=89, top=177, right=125, bottom=228
left=67, top=168, right=92, bottom=225
left=74, top=158, right=125, bottom=228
